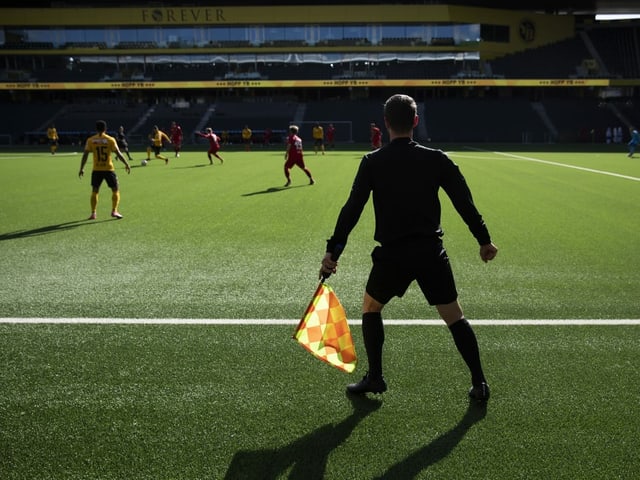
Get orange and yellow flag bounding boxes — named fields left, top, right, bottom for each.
left=293, top=282, right=357, bottom=373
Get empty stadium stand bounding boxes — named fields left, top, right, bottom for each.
left=2, top=4, right=640, bottom=145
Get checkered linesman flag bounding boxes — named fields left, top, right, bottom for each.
left=293, top=281, right=357, bottom=373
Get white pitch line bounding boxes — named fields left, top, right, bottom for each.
left=467, top=149, right=640, bottom=182
left=0, top=152, right=79, bottom=157
left=0, top=318, right=639, bottom=325
left=446, top=153, right=499, bottom=161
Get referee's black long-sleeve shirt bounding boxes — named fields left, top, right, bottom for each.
left=327, top=137, right=491, bottom=256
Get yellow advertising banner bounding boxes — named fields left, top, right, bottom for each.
left=0, top=78, right=615, bottom=90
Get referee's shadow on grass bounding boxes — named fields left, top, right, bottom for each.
left=0, top=219, right=101, bottom=241
left=223, top=393, right=382, bottom=480
left=373, top=401, right=488, bottom=479
left=224, top=397, right=487, bottom=480
left=242, top=185, right=307, bottom=196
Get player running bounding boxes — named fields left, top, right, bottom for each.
left=284, top=125, right=314, bottom=187
left=170, top=121, right=183, bottom=157
left=146, top=125, right=171, bottom=164
left=115, top=125, right=133, bottom=162
left=195, top=128, right=225, bottom=165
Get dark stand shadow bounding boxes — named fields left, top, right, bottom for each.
left=224, top=393, right=382, bottom=480
left=374, top=401, right=488, bottom=479
left=0, top=219, right=101, bottom=241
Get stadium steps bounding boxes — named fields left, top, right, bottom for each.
left=293, top=103, right=306, bottom=125
left=531, top=102, right=558, bottom=140
left=37, top=104, right=69, bottom=132
left=193, top=104, right=218, bottom=139
left=130, top=105, right=156, bottom=135
left=605, top=102, right=633, bottom=129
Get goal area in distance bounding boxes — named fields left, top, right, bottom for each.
left=296, top=121, right=353, bottom=143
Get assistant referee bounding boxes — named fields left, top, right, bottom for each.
left=320, top=93, right=498, bottom=402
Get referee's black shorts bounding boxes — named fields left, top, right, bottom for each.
left=366, top=239, right=458, bottom=306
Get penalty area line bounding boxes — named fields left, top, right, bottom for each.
left=1, top=318, right=639, bottom=325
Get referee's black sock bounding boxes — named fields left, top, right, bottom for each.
left=448, top=318, right=487, bottom=386
left=362, top=312, right=384, bottom=378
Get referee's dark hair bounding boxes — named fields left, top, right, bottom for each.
left=384, top=94, right=417, bottom=132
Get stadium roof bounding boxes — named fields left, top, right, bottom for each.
left=2, top=0, right=640, bottom=17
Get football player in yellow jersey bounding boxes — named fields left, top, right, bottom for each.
left=312, top=122, right=325, bottom=155
left=241, top=125, right=252, bottom=152
left=145, top=125, right=172, bottom=164
left=78, top=120, right=131, bottom=220
left=47, top=124, right=59, bottom=155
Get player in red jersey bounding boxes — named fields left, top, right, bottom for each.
left=263, top=127, right=273, bottom=147
left=370, top=122, right=382, bottom=149
left=195, top=128, right=225, bottom=165
left=326, top=123, right=336, bottom=149
left=284, top=125, right=314, bottom=187
left=170, top=121, right=183, bottom=157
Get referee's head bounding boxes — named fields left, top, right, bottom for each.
left=384, top=94, right=417, bottom=134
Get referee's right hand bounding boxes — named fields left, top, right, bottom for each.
left=480, top=243, right=498, bottom=263
left=319, top=252, right=337, bottom=280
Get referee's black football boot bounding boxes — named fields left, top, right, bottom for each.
left=346, top=372, right=387, bottom=395
left=468, top=382, right=490, bottom=403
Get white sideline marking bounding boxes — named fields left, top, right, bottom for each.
left=494, top=151, right=640, bottom=181
left=454, top=148, right=640, bottom=182
left=0, top=152, right=79, bottom=157
left=0, top=318, right=639, bottom=325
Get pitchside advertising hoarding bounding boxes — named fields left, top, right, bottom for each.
left=0, top=78, right=617, bottom=90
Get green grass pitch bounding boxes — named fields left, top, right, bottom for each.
left=1, top=143, right=639, bottom=479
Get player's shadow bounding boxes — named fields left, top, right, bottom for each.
left=173, top=163, right=214, bottom=169
left=242, top=185, right=306, bottom=196
left=0, top=219, right=101, bottom=241
left=373, top=401, right=488, bottom=479
left=223, top=393, right=382, bottom=480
